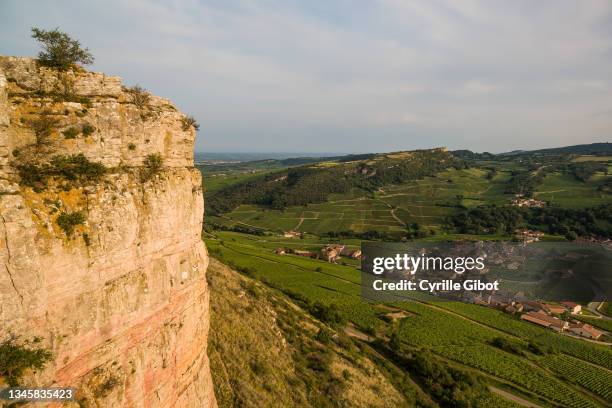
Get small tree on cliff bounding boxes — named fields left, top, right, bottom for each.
left=141, top=153, right=164, bottom=181
left=31, top=27, right=94, bottom=70
left=0, top=337, right=52, bottom=386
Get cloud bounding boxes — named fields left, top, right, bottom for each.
left=1, top=0, right=611, bottom=153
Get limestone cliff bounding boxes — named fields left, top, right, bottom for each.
left=0, top=57, right=215, bottom=407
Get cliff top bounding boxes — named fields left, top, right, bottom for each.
left=0, top=56, right=198, bottom=172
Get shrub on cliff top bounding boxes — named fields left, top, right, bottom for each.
left=181, top=115, right=200, bottom=131
left=0, top=338, right=52, bottom=386
left=126, top=85, right=150, bottom=109
left=31, top=27, right=94, bottom=70
left=56, top=211, right=86, bottom=236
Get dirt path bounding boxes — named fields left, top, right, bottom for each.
left=390, top=208, right=406, bottom=227
left=489, top=386, right=543, bottom=408
left=294, top=217, right=304, bottom=230
left=344, top=323, right=374, bottom=342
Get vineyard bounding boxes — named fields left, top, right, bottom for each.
left=205, top=231, right=610, bottom=407
left=541, top=354, right=612, bottom=401
left=440, top=345, right=601, bottom=408
left=437, top=301, right=612, bottom=370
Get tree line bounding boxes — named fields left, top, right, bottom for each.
left=446, top=203, right=612, bottom=239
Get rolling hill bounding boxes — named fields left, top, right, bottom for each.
left=202, top=144, right=612, bottom=241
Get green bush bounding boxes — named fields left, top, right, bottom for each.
left=489, top=337, right=524, bottom=356
left=17, top=153, right=106, bottom=189
left=62, top=126, right=80, bottom=139
left=127, top=143, right=136, bottom=151
left=126, top=85, right=150, bottom=109
left=306, top=351, right=332, bottom=373
left=28, top=115, right=59, bottom=146
left=81, top=123, right=95, bottom=136
left=181, top=115, right=200, bottom=131
left=0, top=338, right=52, bottom=386
left=315, top=328, right=333, bottom=345
left=31, top=27, right=94, bottom=70
left=50, top=154, right=106, bottom=180
left=141, top=153, right=163, bottom=181
left=56, top=211, right=86, bottom=236
left=79, top=97, right=93, bottom=109
left=310, top=302, right=345, bottom=327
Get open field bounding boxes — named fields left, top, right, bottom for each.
left=205, top=231, right=612, bottom=408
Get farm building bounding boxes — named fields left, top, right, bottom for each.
left=321, top=247, right=341, bottom=263
left=293, top=250, right=317, bottom=259
left=511, top=198, right=546, bottom=208
left=520, top=311, right=568, bottom=332
left=322, top=244, right=357, bottom=263
left=340, top=247, right=362, bottom=259
left=505, top=304, right=519, bottom=314
left=561, top=301, right=582, bottom=315
left=283, top=230, right=302, bottom=239
left=522, top=301, right=545, bottom=312
left=568, top=323, right=603, bottom=340
left=514, top=228, right=545, bottom=242
left=543, top=303, right=567, bottom=315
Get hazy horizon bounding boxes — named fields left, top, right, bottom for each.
left=195, top=140, right=610, bottom=156
left=2, top=1, right=611, bottom=153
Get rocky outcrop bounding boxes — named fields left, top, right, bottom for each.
left=0, top=57, right=215, bottom=407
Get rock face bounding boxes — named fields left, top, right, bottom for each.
left=0, top=57, right=215, bottom=407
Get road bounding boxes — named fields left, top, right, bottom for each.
left=488, top=386, right=543, bottom=408
left=587, top=302, right=611, bottom=320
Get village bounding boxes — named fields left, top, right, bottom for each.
left=277, top=230, right=609, bottom=343
left=274, top=241, right=362, bottom=263
left=470, top=294, right=606, bottom=341
left=511, top=196, right=547, bottom=208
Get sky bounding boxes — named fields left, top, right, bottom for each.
left=1, top=0, right=611, bottom=154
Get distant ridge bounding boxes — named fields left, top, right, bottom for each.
left=452, top=142, right=611, bottom=158
left=502, top=142, right=612, bottom=156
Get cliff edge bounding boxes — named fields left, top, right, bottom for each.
left=0, top=56, right=215, bottom=407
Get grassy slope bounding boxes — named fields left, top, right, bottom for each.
left=207, top=257, right=413, bottom=408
